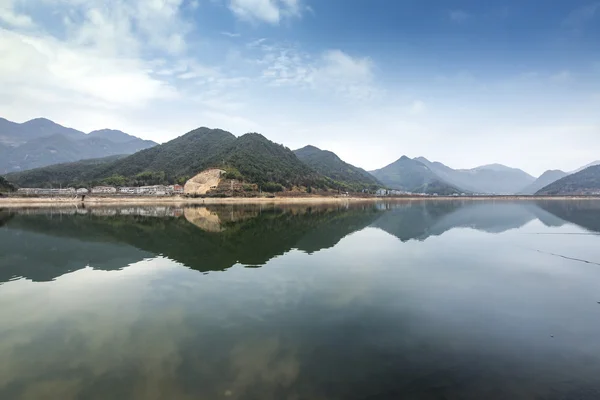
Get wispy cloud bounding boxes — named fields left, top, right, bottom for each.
left=563, top=2, right=600, bottom=30
left=449, top=9, right=470, bottom=23
left=227, top=0, right=307, bottom=24
left=221, top=31, right=241, bottom=37
left=551, top=70, right=572, bottom=82
left=409, top=100, right=426, bottom=115
left=251, top=40, right=380, bottom=101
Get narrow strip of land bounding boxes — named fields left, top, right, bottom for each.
left=1, top=195, right=599, bottom=208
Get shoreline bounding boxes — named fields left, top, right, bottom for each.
left=1, top=195, right=599, bottom=208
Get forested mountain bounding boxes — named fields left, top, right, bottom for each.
left=415, top=157, right=535, bottom=194
left=211, top=133, right=322, bottom=189
left=536, top=165, right=600, bottom=195
left=518, top=170, right=568, bottom=195
left=294, top=145, right=380, bottom=190
left=0, top=117, right=157, bottom=174
left=7, top=128, right=329, bottom=190
left=370, top=156, right=462, bottom=194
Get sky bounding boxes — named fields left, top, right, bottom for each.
left=1, top=0, right=599, bottom=176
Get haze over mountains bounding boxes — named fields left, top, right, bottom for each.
left=2, top=117, right=599, bottom=195
left=0, top=117, right=157, bottom=174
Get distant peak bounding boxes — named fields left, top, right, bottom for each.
left=299, top=145, right=321, bottom=152
left=23, top=117, right=55, bottom=125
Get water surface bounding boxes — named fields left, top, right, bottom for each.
left=1, top=201, right=600, bottom=399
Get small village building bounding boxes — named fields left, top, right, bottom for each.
left=119, top=187, right=140, bottom=195
left=167, top=184, right=184, bottom=194
left=91, top=186, right=117, bottom=194
left=138, top=185, right=168, bottom=196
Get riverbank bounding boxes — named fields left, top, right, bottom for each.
left=1, top=194, right=599, bottom=208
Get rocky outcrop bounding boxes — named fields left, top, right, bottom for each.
left=184, top=169, right=225, bottom=196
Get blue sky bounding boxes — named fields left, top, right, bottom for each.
left=1, top=0, right=599, bottom=175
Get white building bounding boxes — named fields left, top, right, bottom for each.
left=91, top=186, right=117, bottom=194
left=119, top=187, right=140, bottom=195
left=138, top=185, right=167, bottom=196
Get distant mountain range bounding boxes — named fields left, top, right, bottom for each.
left=519, top=170, right=568, bottom=195
left=0, top=117, right=157, bottom=174
left=370, top=156, right=463, bottom=195
left=2, top=117, right=599, bottom=196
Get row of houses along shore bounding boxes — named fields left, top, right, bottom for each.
left=17, top=184, right=184, bottom=196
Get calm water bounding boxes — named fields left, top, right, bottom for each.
left=1, top=201, right=600, bottom=400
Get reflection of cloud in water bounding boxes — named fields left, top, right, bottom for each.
left=0, top=259, right=199, bottom=400
left=226, top=337, right=300, bottom=400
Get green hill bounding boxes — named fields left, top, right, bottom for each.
left=294, top=145, right=381, bottom=191
left=370, top=156, right=462, bottom=195
left=7, top=128, right=329, bottom=190
left=0, top=176, right=15, bottom=192
left=536, top=165, right=600, bottom=195
left=204, top=133, right=323, bottom=189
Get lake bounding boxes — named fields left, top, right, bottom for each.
left=1, top=200, right=600, bottom=400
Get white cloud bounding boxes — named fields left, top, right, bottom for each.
left=449, top=9, right=470, bottom=23
left=228, top=0, right=306, bottom=24
left=0, top=0, right=34, bottom=28
left=255, top=42, right=379, bottom=101
left=0, top=29, right=177, bottom=107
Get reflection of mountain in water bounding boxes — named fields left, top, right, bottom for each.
left=535, top=200, right=600, bottom=234
left=370, top=201, right=570, bottom=242
left=0, top=204, right=382, bottom=282
left=2, top=200, right=598, bottom=283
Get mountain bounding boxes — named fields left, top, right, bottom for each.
left=518, top=170, right=568, bottom=195
left=294, top=145, right=380, bottom=190
left=0, top=176, right=15, bottom=192
left=208, top=133, right=322, bottom=189
left=88, top=129, right=150, bottom=144
left=7, top=128, right=327, bottom=190
left=6, top=155, right=128, bottom=188
left=572, top=160, right=600, bottom=174
left=536, top=165, right=600, bottom=195
left=0, top=117, right=83, bottom=144
left=415, top=157, right=535, bottom=194
left=370, top=156, right=462, bottom=194
left=0, top=117, right=157, bottom=174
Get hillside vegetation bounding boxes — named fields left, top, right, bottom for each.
left=536, top=165, right=600, bottom=195
left=0, top=176, right=15, bottom=192
left=7, top=128, right=337, bottom=191
left=294, top=145, right=380, bottom=191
